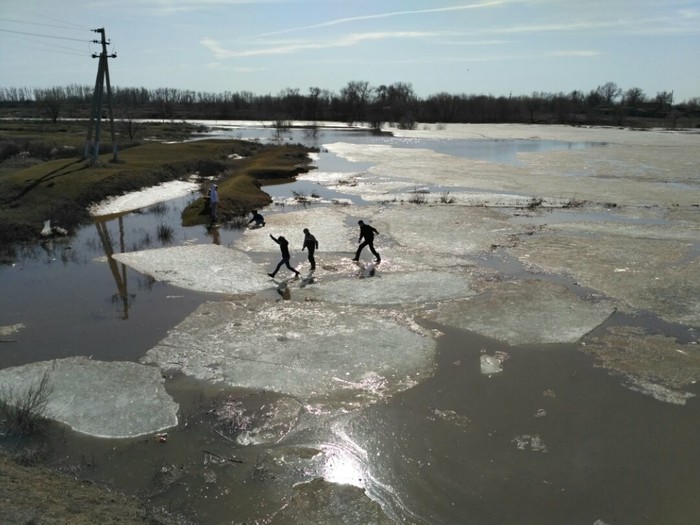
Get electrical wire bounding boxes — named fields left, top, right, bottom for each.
left=0, top=28, right=90, bottom=43
left=0, top=17, right=90, bottom=32
left=0, top=34, right=88, bottom=58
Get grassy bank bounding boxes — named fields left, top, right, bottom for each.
left=0, top=120, right=314, bottom=262
left=0, top=452, right=185, bottom=524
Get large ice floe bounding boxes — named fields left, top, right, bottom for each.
left=235, top=206, right=357, bottom=254
left=0, top=357, right=178, bottom=438
left=424, top=279, right=615, bottom=345
left=141, top=300, right=435, bottom=406
left=112, top=244, right=271, bottom=294
left=302, top=270, right=478, bottom=306
left=581, top=326, right=700, bottom=405
left=509, top=225, right=700, bottom=327
left=326, top=124, right=700, bottom=208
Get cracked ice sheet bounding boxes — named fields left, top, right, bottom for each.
left=374, top=204, right=524, bottom=258
left=389, top=122, right=700, bottom=145
left=582, top=326, right=699, bottom=405
left=0, top=357, right=178, bottom=438
left=89, top=179, right=199, bottom=216
left=301, top=170, right=573, bottom=208
left=423, top=280, right=614, bottom=345
left=238, top=204, right=487, bottom=273
left=510, top=231, right=700, bottom=327
left=235, top=207, right=357, bottom=253
left=141, top=301, right=435, bottom=406
left=302, top=271, right=478, bottom=306
left=324, top=125, right=700, bottom=208
left=112, top=244, right=271, bottom=294
left=242, top=204, right=483, bottom=274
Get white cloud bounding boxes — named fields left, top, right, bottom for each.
left=202, top=31, right=443, bottom=59
left=242, top=1, right=514, bottom=40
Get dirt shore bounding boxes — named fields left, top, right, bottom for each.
left=0, top=453, right=189, bottom=524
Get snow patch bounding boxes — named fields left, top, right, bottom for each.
left=90, top=180, right=199, bottom=216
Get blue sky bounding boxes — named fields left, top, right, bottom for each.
left=1, top=0, right=699, bottom=103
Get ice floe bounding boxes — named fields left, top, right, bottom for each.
left=424, top=280, right=614, bottom=345
left=326, top=124, right=700, bottom=207
left=112, top=244, right=271, bottom=294
left=480, top=351, right=509, bottom=375
left=582, top=326, right=699, bottom=405
left=302, top=270, right=477, bottom=306
left=371, top=205, right=524, bottom=258
left=511, top=231, right=700, bottom=327
left=141, top=300, right=435, bottom=406
left=0, top=357, right=178, bottom=438
left=235, top=207, right=358, bottom=253
left=0, top=323, right=24, bottom=337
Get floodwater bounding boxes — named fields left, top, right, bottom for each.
left=1, top=124, right=699, bottom=524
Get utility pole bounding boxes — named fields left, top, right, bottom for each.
left=84, top=27, right=118, bottom=165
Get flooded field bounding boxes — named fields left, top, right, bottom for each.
left=1, top=124, right=699, bottom=524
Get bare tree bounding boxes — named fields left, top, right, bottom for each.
left=119, top=110, right=142, bottom=141
left=34, top=86, right=66, bottom=123
left=623, top=87, right=646, bottom=106
left=655, top=90, right=674, bottom=108
left=596, top=82, right=622, bottom=105
left=340, top=80, right=373, bottom=124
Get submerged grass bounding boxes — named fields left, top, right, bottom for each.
left=0, top=368, right=52, bottom=436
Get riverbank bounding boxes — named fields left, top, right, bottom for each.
left=0, top=122, right=314, bottom=262
left=0, top=452, right=187, bottom=524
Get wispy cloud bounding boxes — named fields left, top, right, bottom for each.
left=100, top=0, right=282, bottom=16
left=298, top=48, right=599, bottom=67
left=482, top=12, right=700, bottom=36
left=242, top=1, right=512, bottom=40
left=202, top=31, right=443, bottom=58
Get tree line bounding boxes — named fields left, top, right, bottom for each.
left=1, top=80, right=698, bottom=129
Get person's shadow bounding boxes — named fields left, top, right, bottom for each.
left=275, top=281, right=291, bottom=301
left=353, top=260, right=377, bottom=278
left=299, top=270, right=315, bottom=288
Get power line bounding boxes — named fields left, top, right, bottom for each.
left=0, top=28, right=89, bottom=43
left=0, top=34, right=89, bottom=57
left=0, top=17, right=89, bottom=32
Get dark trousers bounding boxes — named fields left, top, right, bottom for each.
left=271, top=257, right=298, bottom=276
left=355, top=240, right=380, bottom=260
left=307, top=248, right=316, bottom=270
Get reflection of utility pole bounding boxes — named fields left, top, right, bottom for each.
left=84, top=27, right=118, bottom=165
left=95, top=217, right=131, bottom=320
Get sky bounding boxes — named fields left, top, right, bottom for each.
left=1, top=0, right=699, bottom=103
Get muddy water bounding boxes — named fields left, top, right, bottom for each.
left=1, top=131, right=699, bottom=524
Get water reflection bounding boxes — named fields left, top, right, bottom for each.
left=208, top=225, right=221, bottom=245
left=321, top=442, right=366, bottom=488
left=94, top=217, right=132, bottom=319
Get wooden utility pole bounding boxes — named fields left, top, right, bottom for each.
left=84, top=27, right=118, bottom=165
